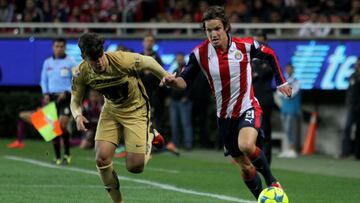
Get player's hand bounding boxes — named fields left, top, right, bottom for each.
left=160, top=72, right=177, bottom=87
left=75, top=115, right=89, bottom=132
left=278, top=84, right=292, bottom=98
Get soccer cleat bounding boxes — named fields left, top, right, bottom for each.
left=271, top=181, right=283, bottom=189
left=7, top=140, right=25, bottom=149
left=114, top=146, right=127, bottom=159
left=114, top=151, right=127, bottom=159
left=63, top=155, right=72, bottom=165
left=166, top=142, right=180, bottom=156
left=53, top=158, right=62, bottom=165
left=152, top=129, right=165, bottom=150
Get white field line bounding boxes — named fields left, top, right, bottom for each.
left=79, top=156, right=180, bottom=174
left=0, top=184, right=152, bottom=189
left=4, top=155, right=255, bottom=203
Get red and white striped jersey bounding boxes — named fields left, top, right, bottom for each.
left=180, top=36, right=286, bottom=119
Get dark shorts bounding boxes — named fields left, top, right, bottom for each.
left=49, top=92, right=71, bottom=117
left=217, top=108, right=263, bottom=157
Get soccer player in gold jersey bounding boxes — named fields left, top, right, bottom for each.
left=70, top=33, right=168, bottom=203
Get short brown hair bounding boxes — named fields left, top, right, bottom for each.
left=201, top=6, right=231, bottom=33
left=78, top=33, right=105, bottom=60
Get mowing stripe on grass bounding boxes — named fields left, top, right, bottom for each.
left=0, top=184, right=152, bottom=189
left=5, top=155, right=254, bottom=203
left=79, top=156, right=180, bottom=174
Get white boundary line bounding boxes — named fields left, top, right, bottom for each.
left=4, top=155, right=254, bottom=203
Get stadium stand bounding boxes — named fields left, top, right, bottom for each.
left=0, top=0, right=359, bottom=38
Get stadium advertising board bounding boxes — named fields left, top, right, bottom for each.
left=0, top=39, right=358, bottom=90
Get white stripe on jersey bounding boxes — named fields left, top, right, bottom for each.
left=207, top=44, right=223, bottom=117
left=240, top=43, right=252, bottom=116
left=226, top=42, right=241, bottom=118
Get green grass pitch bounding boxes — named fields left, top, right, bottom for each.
left=1, top=139, right=360, bottom=203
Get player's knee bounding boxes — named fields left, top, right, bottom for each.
left=238, top=142, right=255, bottom=155
left=96, top=157, right=112, bottom=167
left=126, top=163, right=144, bottom=174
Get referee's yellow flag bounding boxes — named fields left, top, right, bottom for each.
left=31, top=102, right=62, bottom=141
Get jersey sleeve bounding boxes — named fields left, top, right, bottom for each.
left=40, top=59, right=49, bottom=94
left=179, top=52, right=201, bottom=88
left=135, top=54, right=169, bottom=79
left=290, top=78, right=301, bottom=97
left=250, top=40, right=286, bottom=87
left=70, top=66, right=86, bottom=118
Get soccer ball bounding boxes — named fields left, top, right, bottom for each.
left=257, top=187, right=288, bottom=203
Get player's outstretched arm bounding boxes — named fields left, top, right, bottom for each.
left=138, top=55, right=169, bottom=80
left=70, top=93, right=89, bottom=132
left=70, top=67, right=88, bottom=131
left=159, top=72, right=187, bottom=90
left=277, top=82, right=292, bottom=98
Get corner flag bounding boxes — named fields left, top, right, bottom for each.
left=31, top=102, right=62, bottom=141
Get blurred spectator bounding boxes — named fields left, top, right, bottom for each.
left=189, top=71, right=212, bottom=148
left=350, top=14, right=360, bottom=36
left=252, top=31, right=276, bottom=164
left=225, top=0, right=247, bottom=21
left=229, top=12, right=242, bottom=34
left=168, top=53, right=193, bottom=150
left=7, top=116, right=27, bottom=149
left=6, top=109, right=36, bottom=149
left=21, top=0, right=44, bottom=33
left=6, top=96, right=45, bottom=149
left=139, top=34, right=168, bottom=135
left=41, top=0, right=53, bottom=22
left=278, top=64, right=301, bottom=158
left=350, top=0, right=360, bottom=17
left=341, top=58, right=360, bottom=160
left=298, top=13, right=331, bottom=37
left=23, top=0, right=44, bottom=22
left=248, top=0, right=266, bottom=22
left=1, top=0, right=358, bottom=28
left=66, top=6, right=89, bottom=33
left=194, top=0, right=209, bottom=22
left=0, top=0, right=14, bottom=22
left=79, top=90, right=103, bottom=150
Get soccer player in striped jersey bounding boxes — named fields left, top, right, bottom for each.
left=160, top=6, right=292, bottom=200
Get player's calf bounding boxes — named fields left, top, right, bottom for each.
left=97, top=162, right=123, bottom=203
left=248, top=147, right=277, bottom=186
left=241, top=167, right=263, bottom=199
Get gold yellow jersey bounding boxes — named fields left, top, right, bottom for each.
left=71, top=51, right=169, bottom=117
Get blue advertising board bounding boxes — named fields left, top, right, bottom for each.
left=0, top=38, right=358, bottom=90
